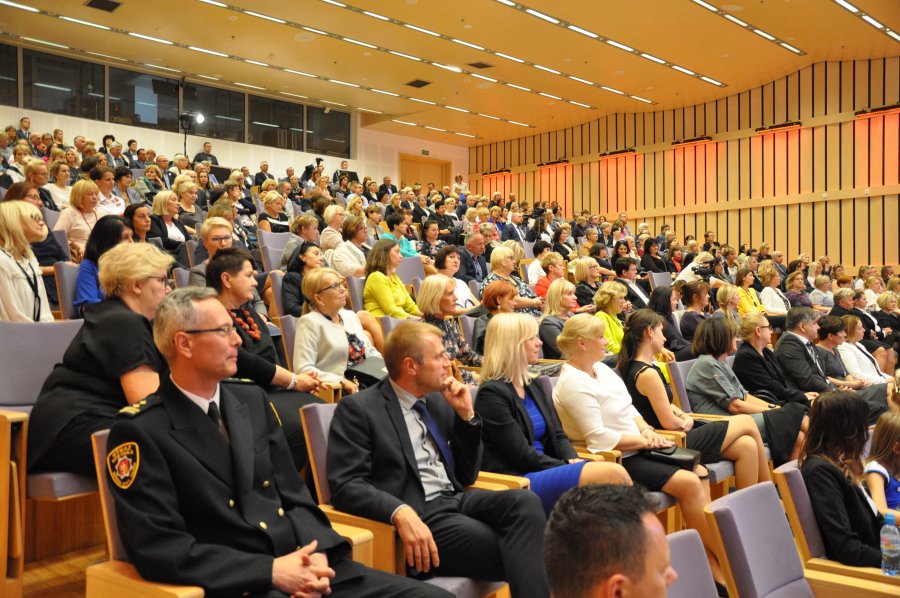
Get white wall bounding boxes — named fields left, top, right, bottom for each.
left=0, top=106, right=469, bottom=186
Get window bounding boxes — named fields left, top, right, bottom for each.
left=23, top=49, right=105, bottom=121
left=108, top=68, right=179, bottom=132
left=182, top=82, right=244, bottom=142
left=0, top=43, right=17, bottom=107
left=306, top=106, right=351, bottom=158
left=248, top=95, right=304, bottom=150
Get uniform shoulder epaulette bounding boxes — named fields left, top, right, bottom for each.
left=117, top=396, right=162, bottom=417
left=222, top=377, right=256, bottom=385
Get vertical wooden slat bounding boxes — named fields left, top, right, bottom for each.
left=750, top=136, right=763, bottom=200
left=868, top=196, right=883, bottom=266
left=884, top=113, right=899, bottom=186
left=885, top=195, right=899, bottom=266
left=885, top=57, right=899, bottom=105
left=773, top=132, right=787, bottom=198
left=854, top=59, right=870, bottom=111
left=854, top=119, right=869, bottom=189
left=625, top=155, right=636, bottom=216
left=826, top=62, right=841, bottom=115
left=854, top=198, right=869, bottom=265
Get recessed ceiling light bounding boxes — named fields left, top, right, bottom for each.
left=534, top=64, right=561, bottom=74
left=569, top=101, right=592, bottom=108
left=128, top=32, right=173, bottom=44
left=198, top=75, right=221, bottom=80
left=409, top=98, right=436, bottom=105
left=301, top=26, right=327, bottom=35
left=435, top=63, right=462, bottom=73
left=606, top=40, right=634, bottom=52
left=456, top=132, right=476, bottom=138
left=479, top=113, right=500, bottom=120
left=393, top=120, right=416, bottom=125
left=861, top=15, right=883, bottom=28
left=601, top=86, right=625, bottom=95
left=672, top=65, right=695, bottom=76
left=245, top=59, right=268, bottom=67
left=495, top=52, right=524, bottom=63
left=640, top=53, right=666, bottom=64
left=234, top=82, right=264, bottom=89
left=358, top=108, right=382, bottom=114
left=343, top=38, right=377, bottom=49
left=567, top=25, right=598, bottom=38
left=470, top=74, right=498, bottom=82
left=371, top=89, right=399, bottom=96
left=87, top=51, right=126, bottom=61
left=452, top=38, right=484, bottom=50
left=631, top=95, right=653, bottom=104
left=569, top=76, right=593, bottom=85
left=245, top=10, right=285, bottom=24
left=320, top=0, right=345, bottom=6
left=753, top=29, right=775, bottom=40
left=59, top=16, right=110, bottom=29
left=833, top=0, right=858, bottom=12
left=322, top=100, right=347, bottom=106
left=723, top=14, right=747, bottom=26
left=539, top=92, right=562, bottom=100
left=691, top=0, right=718, bottom=11
left=525, top=8, right=558, bottom=24
left=198, top=0, right=227, bottom=6
left=507, top=84, right=531, bottom=92
left=508, top=121, right=530, bottom=127
left=329, top=79, right=359, bottom=87
left=0, top=0, right=37, bottom=9
left=189, top=46, right=228, bottom=57
left=424, top=126, right=447, bottom=132
left=284, top=69, right=317, bottom=77
left=445, top=105, right=470, bottom=113
left=23, top=37, right=68, bottom=49
left=405, top=24, right=439, bottom=36
left=389, top=51, right=421, bottom=61
left=146, top=64, right=180, bottom=72
left=363, top=11, right=390, bottom=21
left=700, top=76, right=723, bottom=86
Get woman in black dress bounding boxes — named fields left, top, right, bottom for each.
left=647, top=286, right=694, bottom=361
left=618, top=309, right=770, bottom=489
left=28, top=243, right=174, bottom=475
left=207, top=247, right=322, bottom=468
left=640, top=237, right=668, bottom=273
left=679, top=279, right=710, bottom=341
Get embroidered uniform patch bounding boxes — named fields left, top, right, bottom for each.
left=107, top=442, right=140, bottom=490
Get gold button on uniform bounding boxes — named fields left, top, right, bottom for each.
left=278, top=508, right=285, bottom=517
left=228, top=499, right=235, bottom=508
left=262, top=480, right=270, bottom=488
left=259, top=521, right=267, bottom=530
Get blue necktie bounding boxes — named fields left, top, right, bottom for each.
left=412, top=401, right=456, bottom=476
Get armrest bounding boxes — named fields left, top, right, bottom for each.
left=0, top=410, right=27, bottom=424
left=577, top=449, right=622, bottom=464
left=804, top=567, right=899, bottom=597
left=656, top=430, right=687, bottom=447
left=690, top=413, right=730, bottom=421
left=319, top=504, right=398, bottom=574
left=314, top=383, right=342, bottom=404
left=472, top=471, right=530, bottom=489
left=537, top=359, right=565, bottom=364
left=329, top=522, right=374, bottom=568
left=805, top=558, right=900, bottom=586
left=85, top=561, right=204, bottom=598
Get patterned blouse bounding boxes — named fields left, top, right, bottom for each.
left=423, top=314, right=483, bottom=384
left=418, top=238, right=447, bottom=258
left=480, top=271, right=542, bottom=318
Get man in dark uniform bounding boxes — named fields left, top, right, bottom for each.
left=106, top=287, right=449, bottom=598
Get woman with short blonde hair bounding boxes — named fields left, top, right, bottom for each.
left=0, top=201, right=54, bottom=321
left=320, top=204, right=346, bottom=251
left=482, top=245, right=543, bottom=317
left=476, top=313, right=630, bottom=515
left=416, top=274, right=482, bottom=383
left=52, top=179, right=107, bottom=259
left=28, top=243, right=174, bottom=475
left=539, top=278, right=593, bottom=359
left=257, top=190, right=289, bottom=234
left=593, top=281, right=628, bottom=359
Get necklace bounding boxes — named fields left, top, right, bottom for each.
left=229, top=307, right=261, bottom=341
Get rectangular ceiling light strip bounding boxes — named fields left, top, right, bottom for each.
left=689, top=0, right=807, bottom=55
left=830, top=0, right=900, bottom=44
left=491, top=0, right=726, bottom=88
left=187, top=0, right=601, bottom=109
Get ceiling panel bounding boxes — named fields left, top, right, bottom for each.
left=0, top=0, right=895, bottom=146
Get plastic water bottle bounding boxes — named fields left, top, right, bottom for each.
left=882, top=512, right=900, bottom=576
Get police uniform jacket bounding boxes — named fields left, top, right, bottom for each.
left=106, top=376, right=360, bottom=597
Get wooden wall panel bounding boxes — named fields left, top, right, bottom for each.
left=469, top=59, right=900, bottom=270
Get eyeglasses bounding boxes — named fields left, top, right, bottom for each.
left=145, top=275, right=168, bottom=284
left=184, top=325, right=237, bottom=337
left=317, top=280, right=347, bottom=293
left=209, top=236, right=231, bottom=243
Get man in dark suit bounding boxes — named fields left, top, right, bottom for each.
left=254, top=161, right=274, bottom=187
left=501, top=211, right=528, bottom=242
left=774, top=307, right=832, bottom=393
left=328, top=322, right=549, bottom=597
left=429, top=200, right=460, bottom=244
left=24, top=160, right=59, bottom=211
left=455, top=233, right=488, bottom=284
left=106, top=288, right=446, bottom=598
left=155, top=155, right=175, bottom=189
left=378, top=176, right=398, bottom=198
left=614, top=257, right=650, bottom=310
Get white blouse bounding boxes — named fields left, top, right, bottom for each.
left=43, top=183, right=71, bottom=209
left=552, top=362, right=643, bottom=458
left=0, top=251, right=53, bottom=322
left=837, top=342, right=892, bottom=385
left=760, top=286, right=790, bottom=314
left=165, top=221, right=186, bottom=242
left=98, top=192, right=126, bottom=216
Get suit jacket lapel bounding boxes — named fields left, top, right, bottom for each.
left=164, top=379, right=235, bottom=487
left=380, top=382, right=420, bottom=478
left=221, top=389, right=254, bottom=496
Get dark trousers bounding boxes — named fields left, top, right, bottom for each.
left=418, top=488, right=550, bottom=598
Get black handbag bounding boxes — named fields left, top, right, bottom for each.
left=645, top=446, right=702, bottom=471
left=344, top=356, right=388, bottom=389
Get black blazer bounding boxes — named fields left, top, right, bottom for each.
left=455, top=248, right=487, bottom=283
left=377, top=183, right=398, bottom=197
left=615, top=278, right=650, bottom=309
left=38, top=187, right=60, bottom=211
left=801, top=456, right=882, bottom=567
left=253, top=171, right=274, bottom=187
left=475, top=378, right=578, bottom=476
left=773, top=333, right=831, bottom=392
left=107, top=377, right=359, bottom=593
left=148, top=215, right=190, bottom=251
left=732, top=342, right=809, bottom=405
left=640, top=253, right=668, bottom=273
left=328, top=379, right=483, bottom=523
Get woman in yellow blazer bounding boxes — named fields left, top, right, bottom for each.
left=593, top=281, right=627, bottom=363
left=735, top=267, right=765, bottom=317
left=363, top=238, right=422, bottom=319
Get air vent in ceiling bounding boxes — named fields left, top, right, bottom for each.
left=467, top=62, right=494, bottom=69
left=405, top=79, right=431, bottom=88
left=85, top=0, right=121, bottom=12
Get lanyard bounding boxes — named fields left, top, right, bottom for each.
left=4, top=251, right=41, bottom=321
